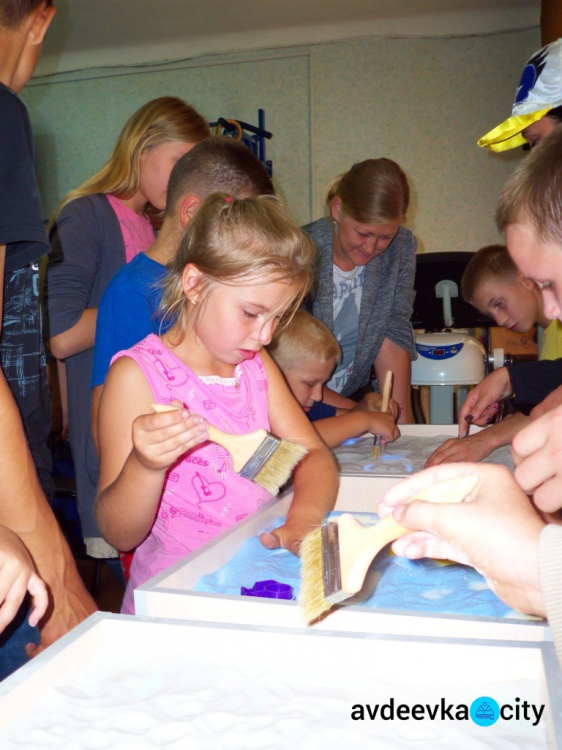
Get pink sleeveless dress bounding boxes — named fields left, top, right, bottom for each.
left=113, top=334, right=272, bottom=614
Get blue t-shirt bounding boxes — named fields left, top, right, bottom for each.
left=91, top=252, right=168, bottom=387
left=307, top=401, right=337, bottom=421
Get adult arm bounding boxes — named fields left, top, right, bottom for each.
left=378, top=462, right=545, bottom=617
left=530, top=383, right=562, bottom=419
left=539, top=525, right=562, bottom=666
left=426, top=412, right=529, bottom=467
left=0, top=524, right=48, bottom=634
left=0, top=369, right=96, bottom=654
left=373, top=229, right=416, bottom=424
left=457, top=367, right=513, bottom=436
left=508, top=358, right=562, bottom=407
left=259, top=350, right=339, bottom=554
left=374, top=338, right=412, bottom=424
left=456, top=361, right=562, bottom=437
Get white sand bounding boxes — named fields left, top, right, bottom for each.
left=0, top=620, right=548, bottom=749
left=334, top=434, right=513, bottom=476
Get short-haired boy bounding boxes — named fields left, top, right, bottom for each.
left=461, top=243, right=562, bottom=360
left=90, top=136, right=275, bottom=439
left=426, top=242, right=562, bottom=467
left=268, top=310, right=399, bottom=448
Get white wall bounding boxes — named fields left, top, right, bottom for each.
left=24, top=26, right=541, bottom=252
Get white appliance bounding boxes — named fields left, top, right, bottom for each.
left=411, top=331, right=486, bottom=424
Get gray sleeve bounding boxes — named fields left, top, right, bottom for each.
left=382, top=230, right=417, bottom=358
left=46, top=197, right=105, bottom=339
left=539, top=524, right=562, bottom=667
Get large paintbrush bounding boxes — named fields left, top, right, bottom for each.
left=152, top=403, right=307, bottom=496
left=299, top=475, right=479, bottom=624
left=371, top=369, right=393, bottom=459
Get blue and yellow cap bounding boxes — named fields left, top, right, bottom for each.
left=478, top=39, right=562, bottom=152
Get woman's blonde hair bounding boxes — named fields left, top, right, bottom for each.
left=161, top=193, right=317, bottom=340
left=325, top=158, right=409, bottom=224
left=51, top=96, right=210, bottom=222
left=268, top=310, right=341, bottom=372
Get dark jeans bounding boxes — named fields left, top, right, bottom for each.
left=0, top=597, right=39, bottom=681
left=0, top=264, right=54, bottom=500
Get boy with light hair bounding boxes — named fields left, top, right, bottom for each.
left=268, top=310, right=399, bottom=448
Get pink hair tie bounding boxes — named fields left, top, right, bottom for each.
left=224, top=197, right=233, bottom=203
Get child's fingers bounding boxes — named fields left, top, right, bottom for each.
left=0, top=576, right=27, bottom=635
left=259, top=530, right=281, bottom=550
left=133, top=413, right=209, bottom=471
left=27, top=573, right=49, bottom=628
left=135, top=410, right=207, bottom=449
left=259, top=526, right=300, bottom=556
left=144, top=407, right=201, bottom=433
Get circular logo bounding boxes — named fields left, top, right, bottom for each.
left=470, top=696, right=500, bottom=727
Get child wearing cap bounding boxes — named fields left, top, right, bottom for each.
left=268, top=310, right=400, bottom=448
left=478, top=38, right=562, bottom=152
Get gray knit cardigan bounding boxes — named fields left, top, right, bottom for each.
left=302, top=216, right=417, bottom=397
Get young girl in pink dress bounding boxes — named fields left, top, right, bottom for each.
left=95, top=193, right=339, bottom=613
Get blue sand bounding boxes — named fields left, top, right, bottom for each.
left=194, top=513, right=513, bottom=617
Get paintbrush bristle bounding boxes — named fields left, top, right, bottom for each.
left=299, top=525, right=332, bottom=624
left=253, top=438, right=308, bottom=495
left=299, top=476, right=482, bottom=626
left=370, top=443, right=382, bottom=459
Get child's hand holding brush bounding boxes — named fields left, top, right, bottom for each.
left=371, top=370, right=395, bottom=459
left=351, top=390, right=401, bottom=421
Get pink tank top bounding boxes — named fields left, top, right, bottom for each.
left=114, top=334, right=272, bottom=614
left=106, top=194, right=156, bottom=262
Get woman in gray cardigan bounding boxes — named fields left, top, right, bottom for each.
left=303, top=158, right=416, bottom=422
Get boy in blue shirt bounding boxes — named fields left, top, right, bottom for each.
left=91, top=137, right=274, bottom=444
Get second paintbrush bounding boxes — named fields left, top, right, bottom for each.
left=371, top=369, right=393, bottom=459
left=152, top=403, right=307, bottom=496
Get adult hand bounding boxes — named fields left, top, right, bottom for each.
left=458, top=368, right=512, bottom=437
left=512, top=405, right=562, bottom=514
left=530, top=384, right=562, bottom=420
left=425, top=433, right=494, bottom=467
left=378, top=462, right=546, bottom=616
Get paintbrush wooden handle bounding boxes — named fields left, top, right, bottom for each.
left=380, top=369, right=393, bottom=413
left=151, top=403, right=267, bottom=473
left=206, top=425, right=268, bottom=473
left=341, top=475, right=479, bottom=594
